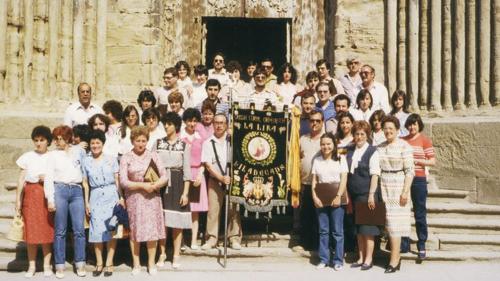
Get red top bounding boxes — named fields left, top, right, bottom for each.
left=402, top=133, right=435, bottom=177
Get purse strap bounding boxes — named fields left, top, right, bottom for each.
left=211, top=139, right=226, bottom=176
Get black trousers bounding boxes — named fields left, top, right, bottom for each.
left=299, top=185, right=318, bottom=250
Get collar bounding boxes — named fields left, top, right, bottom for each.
left=76, top=103, right=95, bottom=110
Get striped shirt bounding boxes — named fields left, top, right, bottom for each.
left=402, top=134, right=435, bottom=177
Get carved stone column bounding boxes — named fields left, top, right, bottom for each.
left=430, top=0, right=442, bottom=110
left=60, top=0, right=73, bottom=100
left=48, top=0, right=61, bottom=103
left=386, top=0, right=397, bottom=95
left=72, top=0, right=85, bottom=93
left=96, top=0, right=107, bottom=98
left=419, top=0, right=429, bottom=110
left=6, top=0, right=22, bottom=103
left=494, top=0, right=500, bottom=106
left=466, top=0, right=478, bottom=108
left=397, top=0, right=406, bottom=93
left=442, top=0, right=453, bottom=110
left=453, top=0, right=466, bottom=110
left=0, top=0, right=6, bottom=102
left=23, top=0, right=33, bottom=103
left=408, top=0, right=419, bottom=112
left=478, top=0, right=491, bottom=108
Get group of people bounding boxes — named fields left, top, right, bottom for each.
left=14, top=53, right=435, bottom=278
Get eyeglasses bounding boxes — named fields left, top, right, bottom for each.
left=310, top=119, right=322, bottom=123
left=348, top=61, right=360, bottom=65
left=214, top=59, right=224, bottom=63
left=262, top=65, right=272, bottom=69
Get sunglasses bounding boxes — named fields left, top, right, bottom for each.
left=214, top=59, right=224, bottom=63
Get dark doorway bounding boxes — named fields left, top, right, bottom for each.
left=203, top=17, right=290, bottom=73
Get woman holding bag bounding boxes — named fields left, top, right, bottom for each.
left=311, top=132, right=348, bottom=271
left=15, top=125, right=54, bottom=278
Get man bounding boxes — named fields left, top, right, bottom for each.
left=315, top=82, right=336, bottom=122
left=297, top=109, right=323, bottom=250
left=245, top=60, right=258, bottom=83
left=260, top=58, right=277, bottom=91
left=63, top=82, right=103, bottom=127
left=196, top=79, right=229, bottom=116
left=155, top=67, right=191, bottom=108
left=201, top=114, right=242, bottom=250
left=356, top=64, right=390, bottom=113
left=325, top=94, right=351, bottom=133
left=299, top=93, right=316, bottom=136
left=192, top=64, right=209, bottom=107
left=339, top=56, right=362, bottom=104
left=316, top=59, right=345, bottom=96
left=292, top=71, right=320, bottom=106
left=208, top=52, right=231, bottom=87
left=237, top=68, right=279, bottom=110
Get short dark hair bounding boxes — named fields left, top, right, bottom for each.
left=141, top=107, right=160, bottom=125
left=175, top=60, right=191, bottom=76
left=390, top=89, right=410, bottom=114
left=382, top=115, right=400, bottom=130
left=260, top=58, right=273, bottom=66
left=405, top=113, right=425, bottom=132
left=305, top=71, right=319, bottom=82
left=213, top=52, right=225, bottom=61
left=277, top=63, right=298, bottom=84
left=309, top=109, right=324, bottom=121
left=356, top=89, right=373, bottom=109
left=194, top=64, right=208, bottom=76
left=88, top=129, right=106, bottom=144
left=247, top=60, right=257, bottom=67
left=316, top=59, right=331, bottom=70
left=182, top=108, right=201, bottom=122
left=88, top=114, right=110, bottom=132
left=102, top=100, right=123, bottom=122
left=163, top=67, right=178, bottom=77
left=369, top=109, right=386, bottom=129
left=253, top=67, right=267, bottom=77
left=226, top=60, right=243, bottom=73
left=315, top=81, right=333, bottom=94
left=160, top=112, right=182, bottom=133
left=301, top=92, right=316, bottom=103
left=201, top=100, right=216, bottom=114
left=31, top=125, right=53, bottom=146
left=73, top=124, right=91, bottom=144
left=336, top=111, right=355, bottom=139
left=320, top=132, right=339, bottom=161
left=205, top=78, right=221, bottom=90
left=333, top=94, right=352, bottom=108
left=361, top=64, right=375, bottom=75
left=137, top=90, right=157, bottom=108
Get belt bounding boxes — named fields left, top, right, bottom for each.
left=381, top=169, right=404, bottom=174
left=54, top=182, right=82, bottom=188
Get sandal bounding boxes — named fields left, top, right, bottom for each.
left=43, top=265, right=53, bottom=277
left=103, top=265, right=113, bottom=277
left=92, top=265, right=103, bottom=277
left=24, top=266, right=36, bottom=278
left=172, top=255, right=181, bottom=269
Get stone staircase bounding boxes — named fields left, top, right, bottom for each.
left=1, top=180, right=500, bottom=271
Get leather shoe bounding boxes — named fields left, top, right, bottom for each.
left=361, top=263, right=373, bottom=270
left=418, top=251, right=426, bottom=260
left=384, top=260, right=401, bottom=273
left=350, top=262, right=363, bottom=268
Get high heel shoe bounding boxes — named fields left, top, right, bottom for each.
left=92, top=265, right=103, bottom=277
left=384, top=260, right=401, bottom=273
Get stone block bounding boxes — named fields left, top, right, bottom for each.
left=0, top=139, right=33, bottom=170
left=473, top=122, right=500, bottom=146
left=107, top=26, right=161, bottom=46
left=107, top=46, right=157, bottom=64
left=431, top=122, right=476, bottom=148
left=106, top=85, right=144, bottom=101
left=452, top=146, right=500, bottom=178
left=108, top=0, right=153, bottom=13
left=433, top=175, right=476, bottom=192
left=106, top=63, right=151, bottom=85
left=477, top=178, right=500, bottom=205
left=0, top=115, right=61, bottom=139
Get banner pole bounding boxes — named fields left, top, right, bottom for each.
left=223, top=85, right=234, bottom=268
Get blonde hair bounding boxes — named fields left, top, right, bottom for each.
left=130, top=125, right=149, bottom=142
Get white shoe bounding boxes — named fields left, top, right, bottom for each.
left=156, top=254, right=167, bottom=267
left=24, top=266, right=36, bottom=278
left=316, top=263, right=327, bottom=269
left=334, top=264, right=343, bottom=271
left=131, top=267, right=141, bottom=276
left=43, top=266, right=53, bottom=277
left=76, top=267, right=86, bottom=277
left=201, top=242, right=215, bottom=250
left=190, top=244, right=199, bottom=250
left=172, top=256, right=181, bottom=269
left=55, top=270, right=64, bottom=279
left=148, top=266, right=157, bottom=276
left=230, top=241, right=242, bottom=250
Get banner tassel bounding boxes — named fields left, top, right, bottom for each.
left=244, top=209, right=248, bottom=218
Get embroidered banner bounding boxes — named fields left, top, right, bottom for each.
left=230, top=108, right=288, bottom=213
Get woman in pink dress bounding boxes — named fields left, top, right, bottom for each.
left=197, top=101, right=215, bottom=140
left=119, top=126, right=168, bottom=276
left=181, top=108, right=210, bottom=249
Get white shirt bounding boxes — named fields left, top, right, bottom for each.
left=118, top=127, right=133, bottom=155
left=276, top=82, right=299, bottom=105
left=311, top=155, right=348, bottom=183
left=350, top=107, right=373, bottom=122
left=356, top=81, right=390, bottom=113
left=339, top=73, right=362, bottom=105
left=63, top=102, right=103, bottom=128
left=349, top=142, right=381, bottom=175
left=191, top=82, right=208, bottom=107
left=154, top=86, right=191, bottom=108
left=393, top=111, right=410, bottom=137
left=372, top=130, right=386, bottom=147
left=44, top=146, right=86, bottom=204
left=236, top=89, right=281, bottom=110
left=208, top=68, right=231, bottom=87
left=177, top=76, right=193, bottom=90
left=16, top=151, right=50, bottom=183
left=147, top=125, right=167, bottom=151
left=201, top=133, right=228, bottom=176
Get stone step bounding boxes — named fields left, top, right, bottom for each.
left=426, top=217, right=500, bottom=234
left=426, top=189, right=469, bottom=203
left=380, top=232, right=440, bottom=251
left=2, top=182, right=16, bottom=192
left=0, top=203, right=15, bottom=219
left=437, top=234, right=500, bottom=251
left=425, top=202, right=500, bottom=220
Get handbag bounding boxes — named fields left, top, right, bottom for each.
left=7, top=215, right=24, bottom=242
left=144, top=159, right=160, bottom=183
left=315, top=182, right=348, bottom=206
left=354, top=201, right=386, bottom=226
left=188, top=181, right=200, bottom=203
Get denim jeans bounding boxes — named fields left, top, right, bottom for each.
left=316, top=205, right=345, bottom=265
left=53, top=183, right=86, bottom=270
left=411, top=177, right=428, bottom=251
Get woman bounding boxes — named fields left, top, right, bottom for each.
left=389, top=90, right=410, bottom=137
left=119, top=105, right=140, bottom=156
left=369, top=110, right=386, bottom=146
left=350, top=89, right=373, bottom=122
left=142, top=107, right=166, bottom=151
left=402, top=114, right=436, bottom=260
left=175, top=60, right=193, bottom=93
left=119, top=126, right=168, bottom=275
left=275, top=62, right=299, bottom=105
left=197, top=101, right=215, bottom=140
left=377, top=116, right=414, bottom=273
left=168, top=90, right=185, bottom=117
left=82, top=130, right=124, bottom=277
left=88, top=113, right=119, bottom=158
left=226, top=60, right=251, bottom=101
left=137, top=90, right=157, bottom=124
left=311, top=133, right=348, bottom=271
left=346, top=121, right=381, bottom=270
left=180, top=108, right=209, bottom=250
left=44, top=125, right=87, bottom=278
left=15, top=126, right=54, bottom=278
left=336, top=111, right=355, bottom=151
left=155, top=112, right=192, bottom=269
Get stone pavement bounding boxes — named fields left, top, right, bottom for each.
left=1, top=254, right=499, bottom=281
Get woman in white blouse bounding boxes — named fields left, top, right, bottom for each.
left=141, top=107, right=166, bottom=151
left=119, top=105, right=140, bottom=156
left=44, top=125, right=87, bottom=278
left=350, top=89, right=374, bottom=122
left=275, top=63, right=299, bottom=105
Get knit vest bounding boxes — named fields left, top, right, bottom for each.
left=346, top=145, right=377, bottom=196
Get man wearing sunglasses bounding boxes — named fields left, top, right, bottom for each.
left=355, top=64, right=390, bottom=113
left=208, top=52, right=231, bottom=87
left=236, top=68, right=279, bottom=110
left=339, top=56, right=362, bottom=104
left=260, top=58, right=277, bottom=91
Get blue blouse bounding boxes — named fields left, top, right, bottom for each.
left=82, top=154, right=119, bottom=188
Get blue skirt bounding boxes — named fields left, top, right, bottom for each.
left=89, top=184, right=119, bottom=242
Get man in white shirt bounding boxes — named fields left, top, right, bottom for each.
left=155, top=67, right=190, bottom=108
left=339, top=56, right=362, bottom=105
left=192, top=64, right=209, bottom=107
left=237, top=68, right=279, bottom=110
left=208, top=52, right=231, bottom=87
left=201, top=114, right=242, bottom=250
left=356, top=64, right=390, bottom=113
left=316, top=59, right=346, bottom=96
left=63, top=83, right=103, bottom=128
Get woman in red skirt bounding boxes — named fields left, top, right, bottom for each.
left=15, top=125, right=55, bottom=278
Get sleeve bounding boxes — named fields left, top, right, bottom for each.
left=119, top=154, right=131, bottom=189
left=339, top=156, right=349, bottom=173
left=381, top=86, right=391, bottom=114
left=423, top=135, right=436, bottom=159
left=402, top=142, right=415, bottom=176
left=112, top=156, right=119, bottom=174
left=152, top=151, right=168, bottom=181
left=43, top=152, right=56, bottom=204
left=201, top=139, right=212, bottom=164
left=16, top=152, right=29, bottom=170
left=334, top=79, right=345, bottom=95
left=81, top=157, right=88, bottom=179
left=311, top=157, right=318, bottom=175
left=183, top=143, right=192, bottom=181
left=369, top=150, right=381, bottom=176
